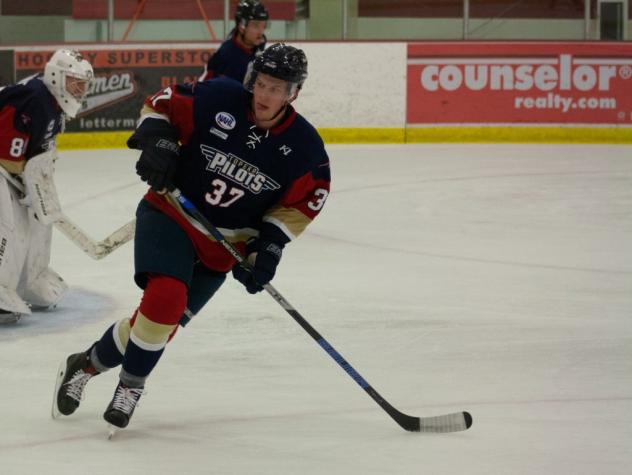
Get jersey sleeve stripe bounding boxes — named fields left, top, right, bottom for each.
left=262, top=210, right=311, bottom=241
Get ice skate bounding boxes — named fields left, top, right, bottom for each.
left=0, top=310, right=22, bottom=324
left=52, top=350, right=99, bottom=419
left=103, top=381, right=145, bottom=433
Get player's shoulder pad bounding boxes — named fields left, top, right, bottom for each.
left=290, top=113, right=327, bottom=153
left=1, top=77, right=44, bottom=111
left=195, top=76, right=244, bottom=94
left=193, top=77, right=245, bottom=106
left=1, top=76, right=55, bottom=133
left=286, top=113, right=330, bottom=180
left=216, top=37, right=234, bottom=54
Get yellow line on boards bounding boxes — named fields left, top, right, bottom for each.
left=55, top=126, right=632, bottom=149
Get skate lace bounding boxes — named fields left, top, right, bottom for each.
left=63, top=370, right=93, bottom=402
left=112, top=385, right=144, bottom=415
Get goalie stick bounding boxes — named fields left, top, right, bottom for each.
left=170, top=189, right=473, bottom=433
left=53, top=216, right=135, bottom=260
left=0, top=165, right=135, bottom=260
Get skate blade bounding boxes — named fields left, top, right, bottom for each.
left=51, top=359, right=67, bottom=420
left=107, top=424, right=118, bottom=440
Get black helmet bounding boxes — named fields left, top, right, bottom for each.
left=235, top=0, right=269, bottom=26
left=244, top=43, right=308, bottom=93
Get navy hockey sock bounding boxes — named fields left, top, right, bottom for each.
left=93, top=321, right=127, bottom=370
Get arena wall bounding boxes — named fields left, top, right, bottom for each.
left=1, top=41, right=630, bottom=147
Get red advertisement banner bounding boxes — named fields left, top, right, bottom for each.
left=407, top=42, right=632, bottom=125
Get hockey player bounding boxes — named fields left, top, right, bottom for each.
left=53, top=44, right=330, bottom=432
left=0, top=49, right=93, bottom=324
left=199, top=0, right=268, bottom=82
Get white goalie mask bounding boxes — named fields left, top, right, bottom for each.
left=43, top=49, right=94, bottom=118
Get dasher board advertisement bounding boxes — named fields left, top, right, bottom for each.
left=15, top=49, right=213, bottom=132
left=407, top=42, right=632, bottom=125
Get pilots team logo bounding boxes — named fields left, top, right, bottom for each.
left=200, top=144, right=280, bottom=194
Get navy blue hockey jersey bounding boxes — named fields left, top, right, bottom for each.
left=0, top=75, right=63, bottom=174
left=137, top=78, right=330, bottom=272
left=199, top=30, right=265, bottom=83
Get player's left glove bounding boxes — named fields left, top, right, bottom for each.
left=232, top=238, right=283, bottom=294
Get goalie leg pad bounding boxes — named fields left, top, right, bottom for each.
left=0, top=285, right=31, bottom=315
left=0, top=311, right=22, bottom=324
left=17, top=212, right=67, bottom=308
left=19, top=267, right=68, bottom=309
left=0, top=177, right=31, bottom=314
left=21, top=150, right=62, bottom=225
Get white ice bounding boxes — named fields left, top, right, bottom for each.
left=0, top=144, right=631, bottom=475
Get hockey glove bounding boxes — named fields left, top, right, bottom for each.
left=134, top=137, right=180, bottom=192
left=232, top=239, right=283, bottom=294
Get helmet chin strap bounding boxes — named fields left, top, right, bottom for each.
left=254, top=102, right=288, bottom=127
left=269, top=103, right=288, bottom=122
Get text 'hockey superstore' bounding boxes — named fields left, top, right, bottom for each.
left=407, top=42, right=632, bottom=125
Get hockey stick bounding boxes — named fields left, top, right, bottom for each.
left=53, top=216, right=135, bottom=260
left=0, top=166, right=135, bottom=260
left=170, top=189, right=473, bottom=433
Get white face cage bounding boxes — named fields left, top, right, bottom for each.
left=43, top=49, right=94, bottom=118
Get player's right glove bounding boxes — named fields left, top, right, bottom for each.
left=133, top=137, right=180, bottom=192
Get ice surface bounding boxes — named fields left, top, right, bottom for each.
left=0, top=144, right=630, bottom=474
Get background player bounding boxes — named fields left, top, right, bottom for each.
left=54, top=44, right=331, bottom=432
left=0, top=49, right=93, bottom=324
left=199, top=0, right=268, bottom=82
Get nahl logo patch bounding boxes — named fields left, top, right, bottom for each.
left=215, top=112, right=236, bottom=130
left=200, top=144, right=280, bottom=194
